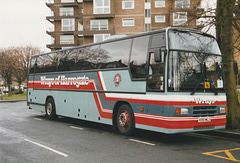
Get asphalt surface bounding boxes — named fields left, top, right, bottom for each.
left=0, top=102, right=240, bottom=163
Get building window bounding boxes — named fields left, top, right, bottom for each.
left=60, top=35, right=74, bottom=44
left=94, top=34, right=110, bottom=43
left=155, top=1, right=165, bottom=8
left=122, top=1, right=134, bottom=9
left=60, top=7, right=74, bottom=16
left=91, top=19, right=108, bottom=30
left=175, top=0, right=190, bottom=9
left=145, top=23, right=151, bottom=32
left=78, top=22, right=83, bottom=31
left=145, top=9, right=151, bottom=17
left=173, top=12, right=187, bottom=26
left=62, top=19, right=75, bottom=31
left=122, top=18, right=135, bottom=26
left=94, top=0, right=110, bottom=14
left=155, top=15, right=165, bottom=23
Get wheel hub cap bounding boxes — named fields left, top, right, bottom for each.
left=119, top=110, right=130, bottom=129
left=47, top=103, right=52, bottom=115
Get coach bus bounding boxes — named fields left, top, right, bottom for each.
left=27, top=27, right=226, bottom=135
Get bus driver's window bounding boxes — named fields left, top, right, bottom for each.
left=147, top=52, right=164, bottom=91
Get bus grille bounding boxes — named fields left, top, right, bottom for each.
left=193, top=106, right=217, bottom=116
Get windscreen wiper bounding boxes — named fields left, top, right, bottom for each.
left=190, top=73, right=203, bottom=95
left=191, top=58, right=205, bottom=95
left=209, top=80, right=218, bottom=95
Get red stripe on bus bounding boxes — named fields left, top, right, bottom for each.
left=96, top=72, right=227, bottom=106
left=28, top=77, right=226, bottom=129
left=135, top=116, right=226, bottom=129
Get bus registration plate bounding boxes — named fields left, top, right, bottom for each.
left=198, top=117, right=211, bottom=122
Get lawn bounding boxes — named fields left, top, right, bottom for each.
left=1, top=91, right=27, bottom=100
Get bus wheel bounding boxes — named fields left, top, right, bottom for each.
left=116, top=104, right=135, bottom=135
left=45, top=98, right=56, bottom=120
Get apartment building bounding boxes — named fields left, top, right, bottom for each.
left=46, top=0, right=202, bottom=51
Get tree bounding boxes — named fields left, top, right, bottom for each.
left=13, top=46, right=42, bottom=93
left=216, top=0, right=240, bottom=128
left=0, top=48, right=16, bottom=96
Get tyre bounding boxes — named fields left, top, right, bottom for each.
left=45, top=98, right=57, bottom=120
left=116, top=104, right=135, bottom=135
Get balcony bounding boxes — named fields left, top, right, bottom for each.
left=46, top=14, right=83, bottom=23
left=74, top=25, right=115, bottom=36
left=46, top=0, right=82, bottom=9
left=46, top=30, right=75, bottom=36
left=46, top=43, right=78, bottom=50
left=83, top=13, right=115, bottom=19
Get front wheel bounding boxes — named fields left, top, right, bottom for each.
left=116, top=104, right=135, bottom=135
left=45, top=98, right=57, bottom=120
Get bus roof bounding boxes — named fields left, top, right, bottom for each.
left=33, top=27, right=215, bottom=57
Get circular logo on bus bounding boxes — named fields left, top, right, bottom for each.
left=113, top=73, right=121, bottom=87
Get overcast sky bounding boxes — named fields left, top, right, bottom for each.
left=0, top=0, right=217, bottom=53
left=0, top=0, right=52, bottom=52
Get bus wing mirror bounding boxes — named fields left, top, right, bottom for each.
left=154, top=48, right=165, bottom=62
left=154, top=48, right=161, bottom=62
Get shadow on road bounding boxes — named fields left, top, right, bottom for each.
left=32, top=114, right=215, bottom=146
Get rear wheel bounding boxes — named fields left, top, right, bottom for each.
left=45, top=98, right=56, bottom=120
left=116, top=104, right=135, bottom=135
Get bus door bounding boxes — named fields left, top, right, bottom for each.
left=147, top=48, right=165, bottom=92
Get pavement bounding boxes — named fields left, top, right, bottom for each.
left=0, top=99, right=26, bottom=103
left=203, top=129, right=240, bottom=140
left=0, top=99, right=240, bottom=140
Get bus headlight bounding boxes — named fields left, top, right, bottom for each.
left=220, top=107, right=227, bottom=113
left=176, top=108, right=190, bottom=115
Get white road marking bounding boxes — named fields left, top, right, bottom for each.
left=23, top=138, right=69, bottom=157
left=128, top=139, right=156, bottom=146
left=70, top=126, right=84, bottom=130
left=11, top=113, right=18, bottom=116
left=34, top=118, right=42, bottom=121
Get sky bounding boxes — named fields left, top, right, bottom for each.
left=0, top=0, right=52, bottom=52
left=0, top=0, right=217, bottom=53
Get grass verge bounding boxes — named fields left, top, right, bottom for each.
left=1, top=91, right=27, bottom=100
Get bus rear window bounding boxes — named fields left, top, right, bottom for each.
left=29, top=57, right=37, bottom=74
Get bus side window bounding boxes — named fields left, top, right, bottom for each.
left=44, top=53, right=58, bottom=72
left=58, top=50, right=76, bottom=72
left=35, top=56, right=45, bottom=73
left=98, top=39, right=131, bottom=69
left=147, top=52, right=164, bottom=91
left=76, top=46, right=99, bottom=71
left=130, top=36, right=150, bottom=79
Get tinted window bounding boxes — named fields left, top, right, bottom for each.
left=98, top=39, right=132, bottom=69
left=35, top=53, right=58, bottom=73
left=44, top=53, right=58, bottom=72
left=29, top=57, right=37, bottom=74
left=151, top=32, right=166, bottom=49
left=169, top=30, right=221, bottom=54
left=58, top=49, right=77, bottom=71
left=35, top=56, right=45, bottom=73
left=130, top=36, right=150, bottom=79
left=76, top=45, right=99, bottom=70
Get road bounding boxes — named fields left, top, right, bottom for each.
left=0, top=102, right=240, bottom=163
